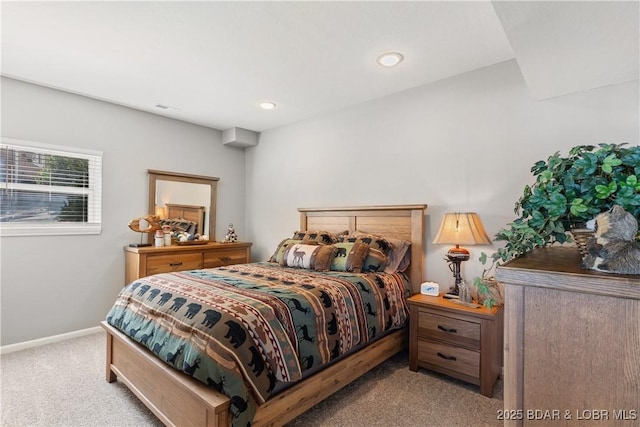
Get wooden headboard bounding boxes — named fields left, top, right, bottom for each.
left=298, top=204, right=427, bottom=293
left=165, top=203, right=206, bottom=235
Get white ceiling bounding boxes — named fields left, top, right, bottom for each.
left=493, top=1, right=639, bottom=100
left=2, top=1, right=638, bottom=133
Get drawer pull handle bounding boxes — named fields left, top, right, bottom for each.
left=437, top=352, right=457, bottom=361
left=437, top=325, right=457, bottom=334
left=220, top=257, right=231, bottom=262
left=169, top=262, right=183, bottom=267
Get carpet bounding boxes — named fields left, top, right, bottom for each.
left=1, top=332, right=503, bottom=426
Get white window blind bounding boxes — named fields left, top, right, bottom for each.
left=0, top=137, right=102, bottom=236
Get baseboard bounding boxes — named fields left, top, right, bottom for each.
left=0, top=326, right=102, bottom=355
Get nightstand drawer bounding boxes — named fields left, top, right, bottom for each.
left=418, top=339, right=479, bottom=379
left=203, top=248, right=248, bottom=268
left=146, top=253, right=202, bottom=275
left=417, top=310, right=480, bottom=349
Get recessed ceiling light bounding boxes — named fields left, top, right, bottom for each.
left=376, top=52, right=404, bottom=67
left=259, top=101, right=276, bottom=110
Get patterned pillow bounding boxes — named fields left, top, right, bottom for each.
left=338, top=232, right=394, bottom=256
left=361, top=248, right=388, bottom=273
left=281, top=243, right=338, bottom=271
left=346, top=231, right=411, bottom=273
left=159, top=218, right=198, bottom=235
left=269, top=238, right=304, bottom=263
left=292, top=230, right=338, bottom=245
left=332, top=229, right=349, bottom=240
left=291, top=231, right=307, bottom=240
left=330, top=242, right=370, bottom=273
left=384, top=238, right=411, bottom=273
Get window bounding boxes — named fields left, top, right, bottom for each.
left=0, top=137, right=102, bottom=236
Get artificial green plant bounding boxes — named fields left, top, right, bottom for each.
left=474, top=143, right=640, bottom=308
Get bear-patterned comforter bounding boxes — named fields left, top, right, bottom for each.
left=105, top=262, right=411, bottom=426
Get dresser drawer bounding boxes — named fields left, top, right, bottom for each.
left=417, top=310, right=480, bottom=349
left=417, top=339, right=479, bottom=379
left=203, top=248, right=248, bottom=268
left=146, top=253, right=202, bottom=275
left=125, top=242, right=252, bottom=285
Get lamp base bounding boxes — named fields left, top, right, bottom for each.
left=443, top=245, right=469, bottom=299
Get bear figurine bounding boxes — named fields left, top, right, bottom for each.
left=224, top=223, right=238, bottom=243
left=581, top=205, right=640, bottom=275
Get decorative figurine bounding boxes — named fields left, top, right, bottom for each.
left=224, top=223, right=238, bottom=243
left=127, top=214, right=162, bottom=247
left=581, top=205, right=640, bottom=275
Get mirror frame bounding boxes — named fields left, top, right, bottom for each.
left=148, top=169, right=219, bottom=241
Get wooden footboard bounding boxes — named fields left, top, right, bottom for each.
left=253, top=327, right=407, bottom=426
left=103, top=321, right=230, bottom=427
left=103, top=321, right=407, bottom=427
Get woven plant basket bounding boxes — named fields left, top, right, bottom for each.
left=569, top=229, right=595, bottom=257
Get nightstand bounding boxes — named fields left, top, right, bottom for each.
left=408, top=294, right=503, bottom=397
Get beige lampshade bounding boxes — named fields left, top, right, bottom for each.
left=432, top=212, right=491, bottom=246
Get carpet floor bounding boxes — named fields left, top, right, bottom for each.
left=1, top=332, right=503, bottom=426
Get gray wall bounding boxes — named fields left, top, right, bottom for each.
left=2, top=57, right=638, bottom=346
left=245, top=60, right=639, bottom=289
left=0, top=77, right=246, bottom=346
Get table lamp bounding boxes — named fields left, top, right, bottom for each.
left=155, top=206, right=166, bottom=219
left=432, top=212, right=491, bottom=298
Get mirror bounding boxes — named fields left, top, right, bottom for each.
left=147, top=170, right=219, bottom=240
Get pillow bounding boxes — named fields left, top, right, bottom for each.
left=291, top=231, right=307, bottom=240
left=330, top=242, right=370, bottom=272
left=159, top=218, right=198, bottom=235
left=268, top=238, right=304, bottom=263
left=384, top=238, right=411, bottom=273
left=347, top=230, right=411, bottom=273
left=292, top=230, right=338, bottom=245
left=332, top=229, right=349, bottom=240
left=281, top=244, right=338, bottom=271
left=338, top=232, right=394, bottom=256
left=361, top=248, right=388, bottom=273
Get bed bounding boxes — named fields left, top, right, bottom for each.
left=164, top=203, right=206, bottom=235
left=157, top=203, right=206, bottom=238
left=102, top=204, right=427, bottom=426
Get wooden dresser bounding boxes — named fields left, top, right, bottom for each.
left=496, top=247, right=640, bottom=426
left=124, top=241, right=252, bottom=284
left=408, top=294, right=503, bottom=397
